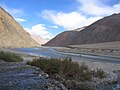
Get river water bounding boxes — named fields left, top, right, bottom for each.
left=13, top=47, right=120, bottom=64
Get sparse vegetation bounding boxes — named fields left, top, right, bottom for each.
left=0, top=51, right=23, bottom=62
left=95, top=69, right=106, bottom=79
left=27, top=57, right=106, bottom=80
left=27, top=57, right=107, bottom=89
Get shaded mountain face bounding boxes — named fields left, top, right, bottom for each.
left=0, top=7, right=39, bottom=48
left=44, top=31, right=78, bottom=47
left=44, top=13, right=120, bottom=47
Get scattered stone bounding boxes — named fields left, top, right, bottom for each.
left=0, top=61, right=67, bottom=90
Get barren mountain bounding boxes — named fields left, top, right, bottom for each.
left=0, top=7, right=39, bottom=48
left=44, top=13, right=120, bottom=47
left=44, top=31, right=78, bottom=47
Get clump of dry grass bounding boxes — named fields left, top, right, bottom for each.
left=27, top=57, right=106, bottom=81
left=0, top=51, right=23, bottom=62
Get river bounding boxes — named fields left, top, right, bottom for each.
left=12, top=47, right=120, bottom=64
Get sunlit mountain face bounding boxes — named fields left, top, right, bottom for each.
left=0, top=7, right=39, bottom=48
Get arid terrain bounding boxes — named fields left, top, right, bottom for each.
left=56, top=41, right=120, bottom=58
left=0, top=48, right=120, bottom=90
left=0, top=2, right=120, bottom=89
left=69, top=41, right=120, bottom=49
left=0, top=49, right=67, bottom=90
left=0, top=7, right=40, bottom=48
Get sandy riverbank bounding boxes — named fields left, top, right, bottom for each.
left=54, top=46, right=120, bottom=58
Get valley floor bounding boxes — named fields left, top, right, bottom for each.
left=0, top=48, right=120, bottom=89
left=55, top=41, right=120, bottom=58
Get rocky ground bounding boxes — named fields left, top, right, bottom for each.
left=52, top=46, right=120, bottom=89
left=75, top=60, right=120, bottom=83
left=0, top=57, right=67, bottom=90
left=0, top=48, right=120, bottom=90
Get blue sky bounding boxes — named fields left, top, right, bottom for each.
left=0, top=0, right=120, bottom=40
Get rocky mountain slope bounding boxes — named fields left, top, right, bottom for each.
left=0, top=7, right=39, bottom=48
left=44, top=31, right=78, bottom=46
left=44, top=13, right=120, bottom=47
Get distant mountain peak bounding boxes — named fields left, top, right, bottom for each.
left=30, top=33, right=47, bottom=45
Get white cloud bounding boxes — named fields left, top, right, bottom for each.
left=24, top=24, right=54, bottom=40
left=77, top=0, right=120, bottom=16
left=41, top=10, right=102, bottom=30
left=15, top=18, right=26, bottom=22
left=50, top=25, right=59, bottom=29
left=40, top=0, right=120, bottom=30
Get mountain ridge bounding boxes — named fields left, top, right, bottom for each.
left=44, top=13, right=120, bottom=47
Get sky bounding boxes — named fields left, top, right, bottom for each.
left=0, top=0, right=120, bottom=40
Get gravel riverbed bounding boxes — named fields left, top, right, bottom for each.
left=0, top=60, right=67, bottom=90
